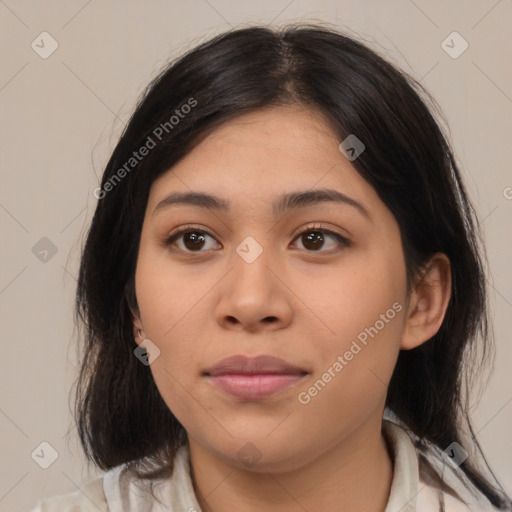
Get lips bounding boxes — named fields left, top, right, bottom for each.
left=204, top=354, right=307, bottom=377
left=203, top=355, right=308, bottom=400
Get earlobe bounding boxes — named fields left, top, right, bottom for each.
left=132, top=321, right=144, bottom=345
left=400, top=253, right=452, bottom=350
left=129, top=306, right=144, bottom=344
left=125, top=281, right=143, bottom=342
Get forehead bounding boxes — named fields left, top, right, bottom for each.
left=146, top=105, right=386, bottom=224
left=154, top=106, right=354, bottom=182
left=196, top=104, right=338, bottom=157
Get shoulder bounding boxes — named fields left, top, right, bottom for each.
left=382, top=416, right=503, bottom=512
left=416, top=447, right=503, bottom=512
left=416, top=477, right=501, bottom=512
left=29, top=475, right=108, bottom=512
left=29, top=445, right=201, bottom=512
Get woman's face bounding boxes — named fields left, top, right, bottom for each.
left=133, top=104, right=410, bottom=472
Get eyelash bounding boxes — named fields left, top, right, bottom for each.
left=162, top=223, right=350, bottom=255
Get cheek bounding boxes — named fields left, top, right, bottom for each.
left=295, top=306, right=404, bottom=444
left=311, top=252, right=405, bottom=351
left=299, top=247, right=406, bottom=411
left=134, top=252, right=202, bottom=400
left=134, top=241, right=207, bottom=339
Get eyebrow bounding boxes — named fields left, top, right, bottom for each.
left=153, top=188, right=372, bottom=222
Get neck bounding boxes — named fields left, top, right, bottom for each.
left=188, top=415, right=394, bottom=512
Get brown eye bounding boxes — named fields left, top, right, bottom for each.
left=181, top=231, right=207, bottom=251
left=291, top=225, right=350, bottom=253
left=301, top=231, right=325, bottom=251
left=163, top=224, right=350, bottom=255
left=164, top=228, right=220, bottom=253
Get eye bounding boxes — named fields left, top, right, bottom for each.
left=290, top=223, right=350, bottom=253
left=163, top=223, right=350, bottom=254
left=163, top=225, right=220, bottom=253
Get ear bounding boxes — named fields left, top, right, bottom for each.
left=400, top=252, right=452, bottom=350
left=129, top=304, right=145, bottom=345
left=124, top=281, right=145, bottom=344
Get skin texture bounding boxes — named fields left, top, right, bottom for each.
left=131, top=104, right=451, bottom=512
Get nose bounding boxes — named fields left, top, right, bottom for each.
left=214, top=243, right=293, bottom=333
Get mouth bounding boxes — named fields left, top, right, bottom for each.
left=203, top=354, right=308, bottom=400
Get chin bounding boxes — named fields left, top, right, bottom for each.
left=200, top=434, right=312, bottom=474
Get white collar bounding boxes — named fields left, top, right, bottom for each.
left=102, top=419, right=494, bottom=511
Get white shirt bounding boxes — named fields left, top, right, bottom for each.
left=29, top=419, right=500, bottom=511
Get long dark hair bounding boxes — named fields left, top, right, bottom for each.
left=74, top=22, right=511, bottom=509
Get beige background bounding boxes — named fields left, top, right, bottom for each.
left=0, top=1, right=511, bottom=510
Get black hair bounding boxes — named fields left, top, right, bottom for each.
left=74, top=22, right=512, bottom=509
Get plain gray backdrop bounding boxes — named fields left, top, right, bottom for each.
left=0, top=1, right=511, bottom=510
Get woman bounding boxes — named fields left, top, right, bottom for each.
left=31, top=23, right=512, bottom=512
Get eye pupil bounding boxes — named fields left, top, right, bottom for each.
left=184, top=231, right=206, bottom=251
left=303, top=231, right=324, bottom=250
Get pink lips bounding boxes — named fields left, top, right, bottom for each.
left=204, top=355, right=308, bottom=400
